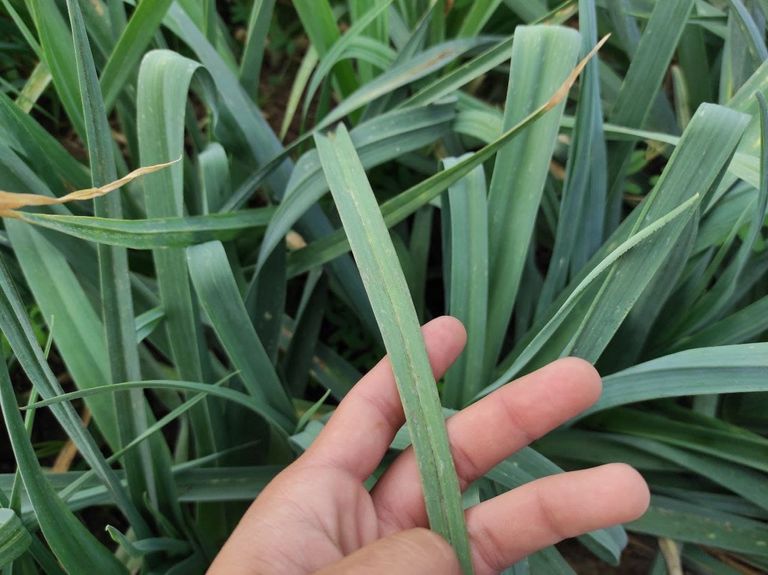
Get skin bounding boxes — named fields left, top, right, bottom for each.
left=208, top=316, right=650, bottom=574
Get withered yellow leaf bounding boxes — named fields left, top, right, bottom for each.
left=0, top=158, right=180, bottom=218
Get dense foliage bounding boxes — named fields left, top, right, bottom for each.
left=0, top=0, right=767, bottom=573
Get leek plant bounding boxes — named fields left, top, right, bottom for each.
left=0, top=0, right=767, bottom=573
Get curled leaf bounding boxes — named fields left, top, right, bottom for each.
left=0, top=158, right=180, bottom=218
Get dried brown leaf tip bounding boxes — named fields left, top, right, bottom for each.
left=0, top=158, right=180, bottom=218
left=545, top=34, right=611, bottom=112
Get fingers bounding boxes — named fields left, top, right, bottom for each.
left=466, top=464, right=650, bottom=574
left=313, top=528, right=461, bottom=575
left=302, top=316, right=467, bottom=480
left=372, top=358, right=602, bottom=530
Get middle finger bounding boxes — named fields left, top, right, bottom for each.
left=371, top=357, right=602, bottom=533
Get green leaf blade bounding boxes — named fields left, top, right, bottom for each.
left=0, top=508, right=31, bottom=567
left=315, top=124, right=473, bottom=573
left=0, top=353, right=127, bottom=574
left=484, top=25, right=582, bottom=375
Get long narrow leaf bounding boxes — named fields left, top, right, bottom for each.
left=24, top=0, right=85, bottom=138
left=315, top=124, right=473, bottom=573
left=303, top=0, right=393, bottom=119
left=239, top=0, right=276, bottom=96
left=483, top=193, right=702, bottom=396
left=100, top=0, right=175, bottom=110
left=165, top=4, right=379, bottom=335
left=0, top=508, right=31, bottom=567
left=18, top=208, right=275, bottom=249
left=138, top=49, right=218, bottom=457
left=0, top=252, right=146, bottom=535
left=65, top=0, right=159, bottom=530
left=257, top=102, right=454, bottom=271
left=537, top=0, right=606, bottom=313
left=288, top=38, right=607, bottom=276
left=577, top=344, right=768, bottom=419
left=484, top=25, right=581, bottom=376
left=442, top=156, right=488, bottom=409
left=605, top=0, right=695, bottom=225
left=187, top=241, right=296, bottom=432
left=629, top=496, right=768, bottom=556
left=496, top=104, right=750, bottom=381
left=0, top=353, right=126, bottom=573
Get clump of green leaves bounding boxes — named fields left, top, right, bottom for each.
left=0, top=0, right=767, bottom=573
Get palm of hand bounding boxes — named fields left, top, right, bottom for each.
left=231, top=465, right=379, bottom=572
left=209, top=317, right=649, bottom=575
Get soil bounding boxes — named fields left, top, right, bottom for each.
left=560, top=537, right=659, bottom=574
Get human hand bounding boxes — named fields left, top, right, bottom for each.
left=208, top=316, right=649, bottom=574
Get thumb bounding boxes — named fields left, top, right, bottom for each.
left=314, top=528, right=462, bottom=575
